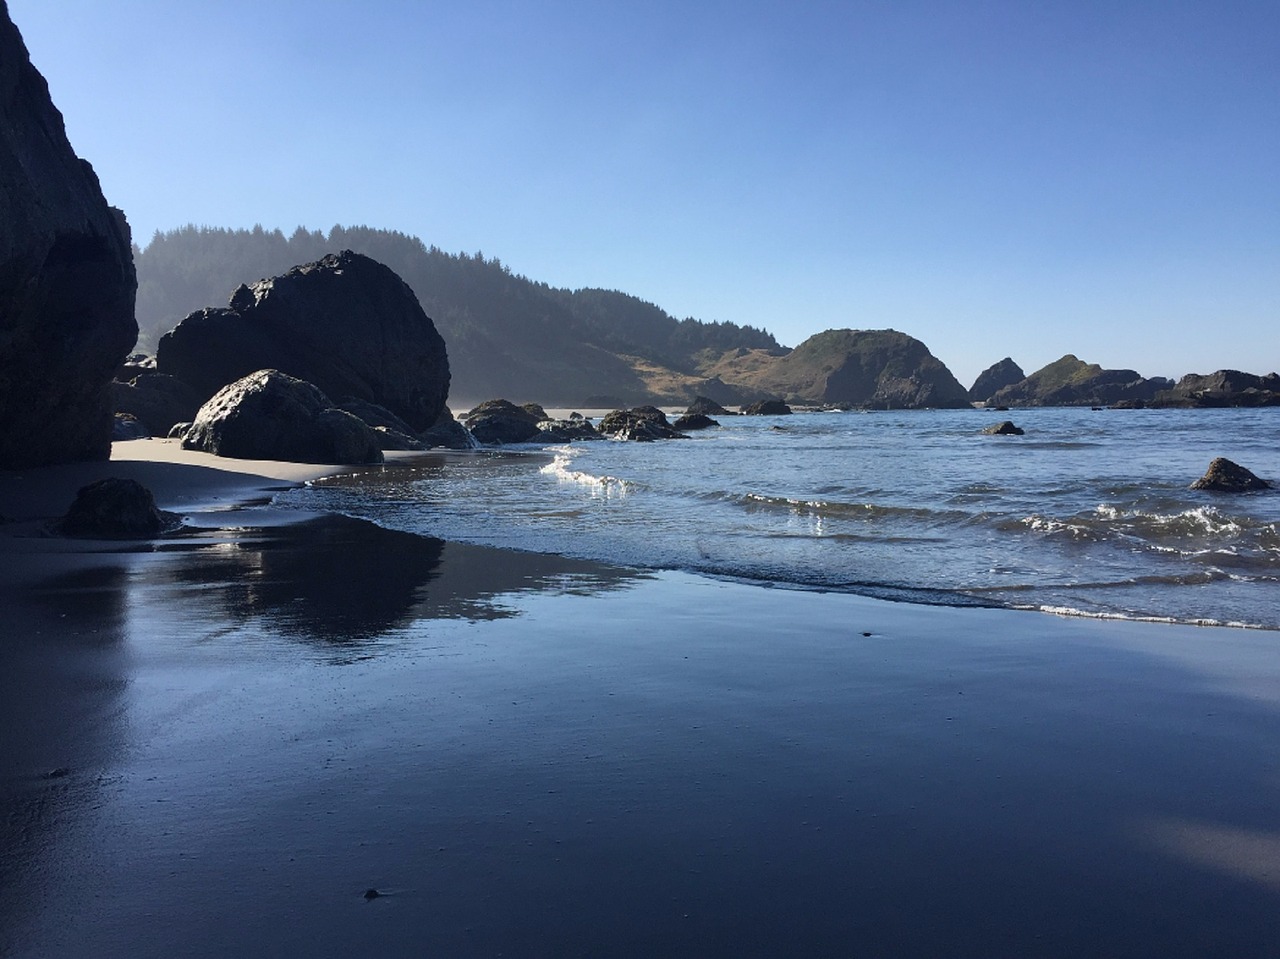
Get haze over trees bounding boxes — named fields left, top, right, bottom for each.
left=134, top=225, right=779, bottom=406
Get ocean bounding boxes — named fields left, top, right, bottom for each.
left=276, top=406, right=1280, bottom=630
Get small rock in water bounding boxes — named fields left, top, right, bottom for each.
left=1190, top=457, right=1271, bottom=492
left=363, top=888, right=381, bottom=900
left=982, top=420, right=1024, bottom=436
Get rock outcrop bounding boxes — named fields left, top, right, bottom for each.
left=686, top=395, right=732, bottom=417
left=182, top=369, right=384, bottom=465
left=462, top=399, right=542, bottom=445
left=597, top=407, right=687, bottom=441
left=991, top=355, right=1171, bottom=408
left=420, top=405, right=476, bottom=449
left=156, top=251, right=449, bottom=432
left=0, top=7, right=138, bottom=468
left=705, top=330, right=970, bottom=409
left=1190, top=458, right=1270, bottom=493
left=742, top=399, right=793, bottom=416
left=672, top=413, right=718, bottom=431
left=982, top=420, right=1024, bottom=436
left=1152, top=370, right=1280, bottom=408
left=112, top=372, right=203, bottom=437
left=52, top=478, right=177, bottom=538
left=969, top=358, right=1025, bottom=404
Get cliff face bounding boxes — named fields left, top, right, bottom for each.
left=969, top=357, right=1025, bottom=404
left=0, top=3, right=138, bottom=467
left=705, top=329, right=970, bottom=409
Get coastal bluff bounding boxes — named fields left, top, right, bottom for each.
left=0, top=5, right=137, bottom=468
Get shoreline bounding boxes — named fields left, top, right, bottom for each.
left=3, top=441, right=1280, bottom=955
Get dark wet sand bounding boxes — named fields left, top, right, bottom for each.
left=2, top=451, right=1279, bottom=957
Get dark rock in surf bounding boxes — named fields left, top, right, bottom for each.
left=463, top=399, right=541, bottom=445
left=982, top=420, right=1024, bottom=436
left=52, top=477, right=177, bottom=539
left=598, top=407, right=687, bottom=441
left=156, top=251, right=449, bottom=432
left=672, top=413, right=718, bottom=431
left=686, top=395, right=731, bottom=417
left=742, top=399, right=792, bottom=416
left=183, top=369, right=384, bottom=465
left=532, top=419, right=603, bottom=443
left=0, top=8, right=138, bottom=468
left=1190, top=458, right=1270, bottom=493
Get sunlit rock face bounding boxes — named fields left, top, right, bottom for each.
left=0, top=6, right=138, bottom=468
left=156, top=250, right=450, bottom=433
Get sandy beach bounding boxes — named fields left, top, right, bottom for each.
left=2, top=441, right=1279, bottom=957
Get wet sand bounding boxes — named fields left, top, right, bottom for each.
left=2, top=444, right=1279, bottom=957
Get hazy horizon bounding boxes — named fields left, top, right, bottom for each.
left=10, top=0, right=1278, bottom=386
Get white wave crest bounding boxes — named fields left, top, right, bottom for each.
left=539, top=449, right=630, bottom=497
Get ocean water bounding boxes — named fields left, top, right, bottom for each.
left=276, top=407, right=1280, bottom=630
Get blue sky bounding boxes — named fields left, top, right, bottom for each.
left=10, top=0, right=1278, bottom=384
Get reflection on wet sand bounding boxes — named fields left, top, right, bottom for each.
left=149, top=513, right=648, bottom=644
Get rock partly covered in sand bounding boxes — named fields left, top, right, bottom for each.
left=969, top=358, right=1025, bottom=405
left=597, top=407, right=687, bottom=441
left=1190, top=458, right=1271, bottom=493
left=52, top=477, right=177, bottom=538
left=742, top=399, right=792, bottom=416
left=183, top=369, right=384, bottom=465
left=0, top=8, right=138, bottom=468
left=982, top=420, right=1025, bottom=436
left=156, top=251, right=449, bottom=432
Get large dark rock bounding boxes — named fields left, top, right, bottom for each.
left=1190, top=458, right=1270, bottom=493
left=112, top=372, right=203, bottom=436
left=0, top=8, right=138, bottom=468
left=969, top=358, right=1025, bottom=404
left=685, top=395, right=732, bottom=417
left=597, top=407, right=687, bottom=441
left=742, top=399, right=792, bottom=416
left=182, top=369, right=384, bottom=465
left=672, top=413, right=719, bottom=431
left=991, top=355, right=1171, bottom=408
left=532, top=419, right=604, bottom=443
left=420, top=405, right=476, bottom=449
left=982, top=420, right=1024, bottom=436
left=462, top=399, right=542, bottom=445
left=156, top=251, right=449, bottom=432
left=52, top=478, right=177, bottom=539
left=1154, top=370, right=1280, bottom=408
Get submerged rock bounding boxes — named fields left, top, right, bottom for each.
left=982, top=420, right=1025, bottom=436
left=52, top=478, right=177, bottom=539
left=1190, top=458, right=1270, bottom=493
left=0, top=8, right=138, bottom=468
left=183, top=369, right=384, bottom=465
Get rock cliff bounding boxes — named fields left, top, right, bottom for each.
left=0, top=4, right=138, bottom=467
left=969, top=357, right=1025, bottom=404
left=156, top=251, right=450, bottom=432
left=991, top=355, right=1171, bottom=407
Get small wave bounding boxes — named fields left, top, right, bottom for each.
left=538, top=450, right=632, bottom=496
left=735, top=492, right=960, bottom=524
left=1018, top=604, right=1266, bottom=630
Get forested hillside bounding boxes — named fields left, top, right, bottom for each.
left=134, top=225, right=780, bottom=405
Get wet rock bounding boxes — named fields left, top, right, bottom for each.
left=183, top=369, right=384, bottom=465
left=52, top=477, right=177, bottom=538
left=1190, top=458, right=1270, bottom=492
left=532, top=419, right=603, bottom=442
left=597, top=406, right=687, bottom=441
left=156, top=251, right=449, bottom=431
left=742, top=399, right=792, bottom=416
left=462, top=399, right=542, bottom=445
left=982, top=420, right=1024, bottom=436
left=672, top=413, right=718, bottom=431
left=420, top=405, right=477, bottom=449
left=0, top=8, right=138, bottom=467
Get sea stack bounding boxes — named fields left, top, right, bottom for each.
left=0, top=5, right=138, bottom=467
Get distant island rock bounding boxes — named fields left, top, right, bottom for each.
left=1149, top=370, right=1280, bottom=408
left=706, top=329, right=970, bottom=410
left=969, top=358, right=1025, bottom=405
left=156, top=251, right=450, bottom=432
left=990, top=355, right=1172, bottom=408
left=0, top=7, right=137, bottom=468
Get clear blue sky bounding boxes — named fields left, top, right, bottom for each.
left=10, top=0, right=1278, bottom=384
